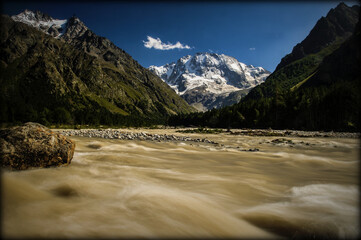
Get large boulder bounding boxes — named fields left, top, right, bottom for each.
left=0, top=122, right=75, bottom=170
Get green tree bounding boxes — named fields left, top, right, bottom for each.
left=54, top=107, right=73, bottom=124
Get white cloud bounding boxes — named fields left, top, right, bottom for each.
left=143, top=36, right=191, bottom=50
left=249, top=47, right=256, bottom=51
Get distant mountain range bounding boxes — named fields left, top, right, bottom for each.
left=149, top=52, right=270, bottom=111
left=169, top=2, right=360, bottom=131
left=0, top=10, right=194, bottom=126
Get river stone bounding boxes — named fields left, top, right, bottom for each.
left=0, top=122, right=75, bottom=170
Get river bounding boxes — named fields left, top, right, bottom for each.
left=2, top=129, right=359, bottom=238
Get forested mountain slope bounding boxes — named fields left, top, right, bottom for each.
left=0, top=13, right=194, bottom=126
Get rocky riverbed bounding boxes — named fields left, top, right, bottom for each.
left=58, top=129, right=262, bottom=152
left=58, top=128, right=359, bottom=142
left=229, top=129, right=360, bottom=138
left=59, top=129, right=217, bottom=144
left=57, top=128, right=359, bottom=152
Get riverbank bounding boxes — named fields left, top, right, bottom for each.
left=228, top=128, right=360, bottom=138
left=58, top=128, right=359, bottom=140
left=57, top=127, right=359, bottom=152
left=58, top=129, right=218, bottom=144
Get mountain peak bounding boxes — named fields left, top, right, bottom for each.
left=333, top=2, right=349, bottom=11
left=152, top=52, right=270, bottom=94
left=11, top=9, right=68, bottom=38
left=61, top=15, right=88, bottom=41
left=67, top=15, right=84, bottom=26
left=14, top=9, right=52, bottom=22
left=337, top=2, right=347, bottom=7
left=149, top=52, right=270, bottom=111
left=11, top=10, right=92, bottom=41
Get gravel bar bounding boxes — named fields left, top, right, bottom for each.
left=59, top=129, right=218, bottom=144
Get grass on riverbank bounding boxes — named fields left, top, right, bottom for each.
left=0, top=122, right=167, bottom=130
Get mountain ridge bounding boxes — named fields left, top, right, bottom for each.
left=11, top=9, right=68, bottom=38
left=275, top=2, right=359, bottom=71
left=244, top=2, right=359, bottom=101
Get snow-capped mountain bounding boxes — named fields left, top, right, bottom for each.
left=11, top=10, right=91, bottom=41
left=11, top=10, right=122, bottom=68
left=149, top=52, right=270, bottom=111
left=11, top=10, right=68, bottom=38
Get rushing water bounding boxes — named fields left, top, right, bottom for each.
left=2, top=130, right=359, bottom=239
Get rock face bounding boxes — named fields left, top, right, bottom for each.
left=0, top=122, right=75, bottom=170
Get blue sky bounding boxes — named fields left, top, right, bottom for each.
left=2, top=1, right=359, bottom=72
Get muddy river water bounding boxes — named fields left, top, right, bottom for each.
left=2, top=129, right=359, bottom=238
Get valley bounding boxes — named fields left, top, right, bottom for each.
left=1, top=2, right=360, bottom=239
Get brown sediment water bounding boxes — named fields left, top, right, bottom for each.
left=1, top=129, right=359, bottom=238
